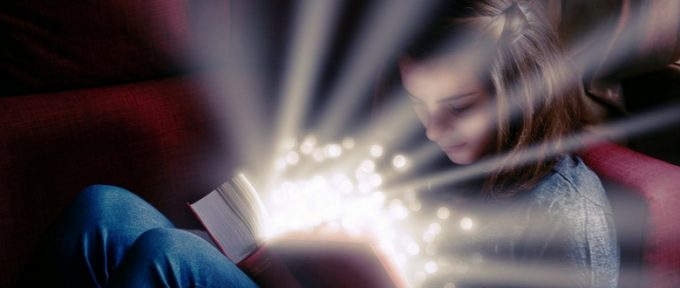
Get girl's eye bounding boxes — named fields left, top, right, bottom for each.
left=448, top=103, right=472, bottom=115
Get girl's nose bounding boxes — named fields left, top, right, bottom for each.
left=425, top=112, right=449, bottom=142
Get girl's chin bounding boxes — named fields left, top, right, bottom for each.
left=445, top=152, right=476, bottom=165
left=444, top=149, right=477, bottom=165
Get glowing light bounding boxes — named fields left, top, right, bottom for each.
left=460, top=217, right=474, bottom=231
left=407, top=243, right=420, bottom=255
left=342, top=137, right=355, bottom=149
left=370, top=191, right=386, bottom=204
left=369, top=144, right=384, bottom=158
left=312, top=149, right=326, bottom=161
left=300, top=135, right=317, bottom=154
left=325, top=144, right=343, bottom=158
left=437, top=207, right=450, bottom=220
left=285, top=151, right=300, bottom=165
left=388, top=199, right=409, bottom=219
left=427, top=222, right=441, bottom=235
left=358, top=159, right=376, bottom=173
left=392, top=154, right=407, bottom=169
left=425, top=261, right=438, bottom=274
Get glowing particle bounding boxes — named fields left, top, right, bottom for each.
left=407, top=243, right=420, bottom=255
left=368, top=174, right=383, bottom=187
left=392, top=154, right=407, bottom=169
left=460, top=217, right=474, bottom=231
left=425, top=261, right=438, bottom=274
left=342, top=137, right=355, bottom=149
left=300, top=135, right=317, bottom=154
left=312, top=149, right=326, bottom=162
left=369, top=144, right=384, bottom=158
left=428, top=222, right=442, bottom=235
left=358, top=159, right=376, bottom=173
left=437, top=207, right=450, bottom=220
left=388, top=199, right=409, bottom=219
left=370, top=191, right=386, bottom=205
left=326, top=144, right=342, bottom=158
left=285, top=151, right=300, bottom=164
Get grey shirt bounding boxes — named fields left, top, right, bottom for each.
left=429, top=156, right=620, bottom=288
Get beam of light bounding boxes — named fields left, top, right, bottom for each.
left=191, top=1, right=271, bottom=169
left=312, top=0, right=437, bottom=141
left=389, top=101, right=680, bottom=194
left=266, top=1, right=341, bottom=191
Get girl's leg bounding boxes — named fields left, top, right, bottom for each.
left=23, top=185, right=175, bottom=287
left=108, top=228, right=258, bottom=288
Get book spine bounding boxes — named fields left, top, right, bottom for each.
left=237, top=246, right=302, bottom=288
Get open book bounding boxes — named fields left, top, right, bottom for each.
left=189, top=174, right=406, bottom=288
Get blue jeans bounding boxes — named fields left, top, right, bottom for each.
left=23, top=185, right=258, bottom=288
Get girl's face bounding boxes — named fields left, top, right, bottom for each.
left=399, top=55, right=496, bottom=165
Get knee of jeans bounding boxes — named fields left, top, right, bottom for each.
left=76, top=184, right=136, bottom=201
left=132, top=228, right=206, bottom=259
left=75, top=184, right=138, bottom=209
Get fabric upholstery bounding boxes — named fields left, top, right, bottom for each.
left=582, top=142, right=680, bottom=288
left=0, top=76, right=238, bottom=287
left=0, top=0, right=232, bottom=96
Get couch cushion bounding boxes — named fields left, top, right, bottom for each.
left=0, top=76, right=238, bottom=287
left=0, top=0, right=231, bottom=96
left=582, top=142, right=680, bottom=288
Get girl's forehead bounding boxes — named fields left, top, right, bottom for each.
left=399, top=54, right=487, bottom=101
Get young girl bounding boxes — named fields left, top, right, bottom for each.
left=395, top=0, right=619, bottom=287
left=24, top=1, right=618, bottom=287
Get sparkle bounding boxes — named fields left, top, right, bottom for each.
left=460, top=217, right=474, bottom=231
left=300, top=135, right=317, bottom=154
left=285, top=151, right=300, bottom=164
left=325, top=144, right=343, bottom=158
left=342, top=137, right=355, bottom=149
left=407, top=243, right=420, bottom=255
left=425, top=261, right=438, bottom=274
left=312, top=149, right=326, bottom=161
left=437, top=207, right=450, bottom=220
left=369, top=144, right=384, bottom=158
left=392, top=154, right=407, bottom=169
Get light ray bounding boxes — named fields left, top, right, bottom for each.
left=192, top=1, right=271, bottom=170
left=266, top=0, right=341, bottom=190
left=313, top=0, right=437, bottom=140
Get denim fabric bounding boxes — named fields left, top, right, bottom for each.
left=517, top=155, right=620, bottom=288
left=22, top=185, right=257, bottom=288
left=427, top=156, right=620, bottom=288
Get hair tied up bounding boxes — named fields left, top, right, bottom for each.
left=497, top=2, right=529, bottom=42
